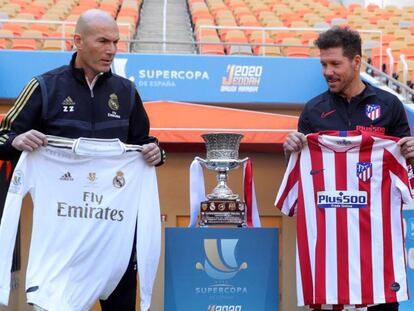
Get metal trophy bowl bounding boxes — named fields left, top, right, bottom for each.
left=195, top=133, right=248, bottom=227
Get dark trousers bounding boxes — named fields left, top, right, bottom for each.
left=100, top=249, right=137, bottom=311
left=313, top=302, right=399, bottom=311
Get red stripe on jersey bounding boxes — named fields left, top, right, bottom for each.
left=308, top=135, right=326, bottom=304
left=359, top=135, right=374, bottom=303
left=382, top=149, right=405, bottom=302
left=297, top=178, right=314, bottom=305
left=335, top=150, right=350, bottom=304
left=275, top=155, right=300, bottom=215
left=381, top=149, right=395, bottom=302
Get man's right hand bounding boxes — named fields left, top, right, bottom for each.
left=11, top=130, right=48, bottom=152
left=283, top=132, right=307, bottom=154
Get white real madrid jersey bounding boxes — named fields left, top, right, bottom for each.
left=275, top=130, right=412, bottom=310
left=0, top=144, right=161, bottom=311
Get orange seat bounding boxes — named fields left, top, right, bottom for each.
left=0, top=39, right=9, bottom=49
left=300, top=32, right=319, bottom=45
left=254, top=46, right=281, bottom=56
left=20, top=5, right=46, bottom=18
left=200, top=44, right=225, bottom=55
left=400, top=47, right=414, bottom=60
left=42, top=40, right=66, bottom=51
left=285, top=46, right=311, bottom=57
left=118, top=7, right=139, bottom=19
left=273, top=31, right=297, bottom=44
left=196, top=28, right=219, bottom=41
left=192, top=11, right=213, bottom=24
left=116, top=41, right=129, bottom=52
left=2, top=24, right=23, bottom=36
left=100, top=4, right=118, bottom=17
left=370, top=47, right=398, bottom=74
left=11, top=38, right=38, bottom=50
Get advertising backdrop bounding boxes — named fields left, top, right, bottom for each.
left=164, top=228, right=279, bottom=311
left=2, top=51, right=327, bottom=104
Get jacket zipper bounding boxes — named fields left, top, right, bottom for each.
left=86, top=74, right=102, bottom=135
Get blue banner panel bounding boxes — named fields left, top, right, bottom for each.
left=1, top=50, right=327, bottom=103
left=401, top=209, right=414, bottom=311
left=164, top=228, right=279, bottom=311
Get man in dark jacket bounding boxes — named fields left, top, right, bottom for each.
left=283, top=26, right=414, bottom=311
left=0, top=9, right=164, bottom=311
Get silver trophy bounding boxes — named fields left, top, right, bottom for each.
left=195, top=133, right=248, bottom=227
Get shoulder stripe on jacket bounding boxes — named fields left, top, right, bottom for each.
left=0, top=78, right=39, bottom=131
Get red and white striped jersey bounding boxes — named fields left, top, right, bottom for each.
left=275, top=130, right=412, bottom=309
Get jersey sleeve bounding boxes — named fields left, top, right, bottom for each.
left=275, top=151, right=300, bottom=216
left=136, top=164, right=161, bottom=311
left=0, top=152, right=33, bottom=305
left=388, top=96, right=411, bottom=138
left=0, top=79, right=43, bottom=161
left=298, top=103, right=314, bottom=135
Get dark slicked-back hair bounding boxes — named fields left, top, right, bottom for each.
left=314, top=26, right=362, bottom=60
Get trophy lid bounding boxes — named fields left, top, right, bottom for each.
left=201, top=133, right=243, bottom=160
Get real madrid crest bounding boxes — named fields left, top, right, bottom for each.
left=113, top=171, right=126, bottom=188
left=108, top=93, right=119, bottom=111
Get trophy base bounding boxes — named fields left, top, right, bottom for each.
left=199, top=199, right=246, bottom=228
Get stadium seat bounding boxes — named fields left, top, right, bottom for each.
left=404, top=36, right=414, bottom=48
left=300, top=32, right=319, bottom=45
left=273, top=31, right=297, bottom=44
left=285, top=46, right=311, bottom=57
left=196, top=28, right=219, bottom=41
left=370, top=47, right=397, bottom=74
left=11, top=38, right=38, bottom=50
left=42, top=39, right=66, bottom=51
left=2, top=23, right=23, bottom=36
left=254, top=45, right=281, bottom=56
left=228, top=45, right=252, bottom=56
left=400, top=47, right=414, bottom=60
left=0, top=3, right=21, bottom=17
left=100, top=3, right=118, bottom=17
left=0, top=39, right=9, bottom=49
left=21, top=5, right=46, bottom=17
left=199, top=40, right=225, bottom=55
left=117, top=41, right=129, bottom=52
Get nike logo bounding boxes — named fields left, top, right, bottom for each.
left=310, top=169, right=324, bottom=175
left=321, top=109, right=336, bottom=118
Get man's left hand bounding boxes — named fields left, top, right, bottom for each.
left=398, top=136, right=414, bottom=159
left=142, top=143, right=162, bottom=166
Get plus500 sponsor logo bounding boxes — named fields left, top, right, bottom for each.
left=208, top=305, right=242, bottom=311
left=317, top=191, right=367, bottom=208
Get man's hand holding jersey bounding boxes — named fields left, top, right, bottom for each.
left=12, top=130, right=48, bottom=152
left=398, top=136, right=414, bottom=160
left=142, top=143, right=164, bottom=166
left=283, top=132, right=307, bottom=155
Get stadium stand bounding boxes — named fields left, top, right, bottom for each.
left=1, top=0, right=414, bottom=96
left=0, top=0, right=140, bottom=51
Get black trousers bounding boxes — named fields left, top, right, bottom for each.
left=100, top=248, right=137, bottom=311
left=313, top=302, right=399, bottom=311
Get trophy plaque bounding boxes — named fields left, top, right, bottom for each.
left=195, top=133, right=248, bottom=227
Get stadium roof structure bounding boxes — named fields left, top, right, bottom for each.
left=144, top=101, right=298, bottom=152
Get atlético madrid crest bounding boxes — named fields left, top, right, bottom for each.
left=357, top=162, right=372, bottom=182
left=365, top=104, right=381, bottom=121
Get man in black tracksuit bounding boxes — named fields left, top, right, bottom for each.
left=0, top=9, right=164, bottom=311
left=284, top=27, right=414, bottom=311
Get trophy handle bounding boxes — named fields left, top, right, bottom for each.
left=239, top=157, right=249, bottom=164
left=195, top=156, right=208, bottom=164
